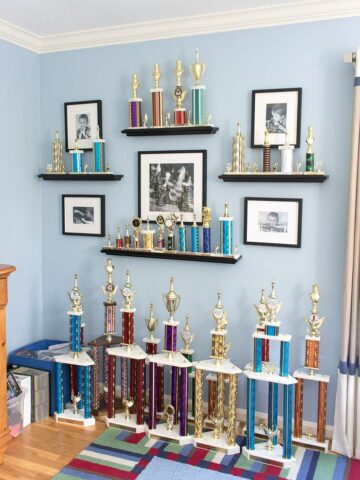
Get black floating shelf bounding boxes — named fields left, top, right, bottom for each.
left=101, top=247, right=241, bottom=264
left=218, top=173, right=329, bottom=183
left=38, top=173, right=124, bottom=181
left=121, top=126, right=219, bottom=136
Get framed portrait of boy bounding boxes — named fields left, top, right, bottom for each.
left=62, top=194, right=105, bottom=236
left=138, top=150, right=207, bottom=224
left=244, top=197, right=302, bottom=248
left=251, top=88, right=302, bottom=148
left=64, top=100, right=102, bottom=151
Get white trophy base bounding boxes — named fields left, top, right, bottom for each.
left=105, top=413, right=146, bottom=433
left=194, top=431, right=240, bottom=454
left=242, top=442, right=296, bottom=467
left=293, top=434, right=329, bottom=452
left=146, top=423, right=192, bottom=445
left=54, top=408, right=95, bottom=427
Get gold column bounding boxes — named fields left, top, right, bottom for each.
left=317, top=382, right=327, bottom=443
left=208, top=379, right=216, bottom=421
left=194, top=368, right=203, bottom=438
left=216, top=372, right=225, bottom=435
left=227, top=374, right=237, bottom=446
left=294, top=378, right=303, bottom=438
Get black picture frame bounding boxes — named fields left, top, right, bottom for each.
left=64, top=100, right=102, bottom=152
left=138, top=150, right=207, bottom=225
left=251, top=88, right=302, bottom=148
left=62, top=194, right=105, bottom=236
left=244, top=197, right=302, bottom=248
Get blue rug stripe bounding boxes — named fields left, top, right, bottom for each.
left=85, top=444, right=141, bottom=462
left=90, top=441, right=144, bottom=459
left=306, top=450, right=320, bottom=480
left=180, top=443, right=195, bottom=456
left=297, top=449, right=314, bottom=480
left=61, top=467, right=108, bottom=480
left=115, top=430, right=131, bottom=440
left=333, top=455, right=348, bottom=479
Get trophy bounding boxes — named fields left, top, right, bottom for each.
left=180, top=314, right=194, bottom=356
left=102, top=259, right=118, bottom=335
left=93, top=125, right=106, bottom=172
left=124, top=224, right=131, bottom=248
left=71, top=393, right=81, bottom=415
left=263, top=130, right=271, bottom=172
left=279, top=132, right=294, bottom=174
left=156, top=214, right=165, bottom=249
left=116, top=226, right=123, bottom=248
left=51, top=130, right=64, bottom=173
left=191, top=214, right=199, bottom=253
left=304, top=284, right=324, bottom=372
left=254, top=289, right=269, bottom=363
left=219, top=204, right=234, bottom=255
left=141, top=217, right=155, bottom=250
left=165, top=213, right=177, bottom=251
left=123, top=398, right=134, bottom=420
left=165, top=404, right=175, bottom=430
left=143, top=304, right=163, bottom=409
left=178, top=214, right=186, bottom=252
left=231, top=122, right=245, bottom=173
left=128, top=74, right=142, bottom=128
left=121, top=270, right=135, bottom=313
left=265, top=281, right=282, bottom=328
left=131, top=217, right=142, bottom=249
left=163, top=277, right=181, bottom=325
left=70, top=139, right=84, bottom=173
left=306, top=126, right=315, bottom=172
left=202, top=207, right=212, bottom=253
left=151, top=64, right=163, bottom=127
left=189, top=49, right=206, bottom=125
left=172, top=60, right=187, bottom=126
left=263, top=426, right=279, bottom=451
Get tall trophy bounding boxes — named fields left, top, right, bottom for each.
left=202, top=207, right=212, bottom=253
left=128, top=74, right=142, bottom=128
left=189, top=49, right=206, bottom=125
left=173, top=60, right=187, bottom=126
left=306, top=126, right=315, bottom=172
left=93, top=125, right=106, bottom=172
left=51, top=130, right=64, bottom=173
left=231, top=122, right=245, bottom=173
left=151, top=64, right=163, bottom=127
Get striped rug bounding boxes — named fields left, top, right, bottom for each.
left=53, top=428, right=360, bottom=480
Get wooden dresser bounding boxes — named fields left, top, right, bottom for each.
left=0, top=264, right=16, bottom=464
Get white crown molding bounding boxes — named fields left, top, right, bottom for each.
left=1, top=0, right=359, bottom=54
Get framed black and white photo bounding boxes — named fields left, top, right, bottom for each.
left=244, top=197, right=302, bottom=247
left=64, top=100, right=102, bottom=151
left=251, top=88, right=302, bottom=148
left=62, top=194, right=105, bottom=236
left=138, top=150, right=207, bottom=224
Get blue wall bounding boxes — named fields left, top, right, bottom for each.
left=3, top=16, right=359, bottom=425
left=0, top=41, right=42, bottom=352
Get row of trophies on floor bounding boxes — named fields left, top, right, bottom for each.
left=106, top=204, right=236, bottom=255
left=53, top=260, right=330, bottom=466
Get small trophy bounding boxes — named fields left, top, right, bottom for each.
left=165, top=213, right=177, bottom=251
left=306, top=126, right=315, bottom=172
left=51, top=130, right=64, bottom=173
left=219, top=204, right=234, bottom=255
left=123, top=397, right=134, bottom=420
left=116, top=226, right=123, bottom=248
left=191, top=214, right=199, bottom=253
left=163, top=277, right=181, bottom=324
left=165, top=404, right=175, bottom=430
left=145, top=304, right=158, bottom=342
left=151, top=64, right=163, bottom=127
left=231, top=122, right=245, bottom=173
left=131, top=217, right=142, bottom=249
left=121, top=270, right=135, bottom=311
left=180, top=314, right=194, bottom=354
left=266, top=281, right=282, bottom=324
left=93, top=125, right=106, bottom=172
left=202, top=207, right=212, bottom=253
left=124, top=224, right=131, bottom=248
left=178, top=214, right=186, bottom=252
left=189, top=49, right=206, bottom=125
left=173, top=60, right=187, bottom=126
left=263, top=130, right=271, bottom=172
left=279, top=132, right=294, bottom=174
left=71, top=393, right=81, bottom=415
left=70, top=139, right=84, bottom=173
left=263, top=426, right=279, bottom=451
left=128, top=74, right=142, bottom=128
left=141, top=217, right=155, bottom=251
left=156, top=214, right=165, bottom=249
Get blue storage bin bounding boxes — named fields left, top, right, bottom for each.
left=8, top=339, right=70, bottom=415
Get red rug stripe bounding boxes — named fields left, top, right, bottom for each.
left=264, top=464, right=282, bottom=475
left=69, top=458, right=137, bottom=479
left=230, top=467, right=244, bottom=475
left=207, top=462, right=220, bottom=471
left=348, top=458, right=360, bottom=479
left=126, top=432, right=145, bottom=444
left=166, top=452, right=179, bottom=461
left=187, top=448, right=208, bottom=466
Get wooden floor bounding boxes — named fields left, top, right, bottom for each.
left=0, top=418, right=106, bottom=479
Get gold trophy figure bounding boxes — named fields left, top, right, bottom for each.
left=164, top=404, right=175, bottom=431
left=121, top=270, right=135, bottom=310
left=266, top=281, right=282, bottom=323
left=68, top=274, right=83, bottom=314
left=123, top=397, right=134, bottom=420
left=189, top=49, right=206, bottom=125
left=180, top=314, right=194, bottom=353
left=52, top=130, right=64, bottom=173
left=131, top=217, right=142, bottom=249
left=211, top=291, right=228, bottom=332
left=145, top=304, right=158, bottom=342
left=102, top=259, right=118, bottom=303
left=71, top=393, right=81, bottom=415
left=163, top=277, right=181, bottom=323
left=263, top=426, right=279, bottom=450
left=173, top=60, right=187, bottom=126
left=254, top=289, right=268, bottom=326
left=305, top=284, right=324, bottom=337
left=231, top=122, right=245, bottom=173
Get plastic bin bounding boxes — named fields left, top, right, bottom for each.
left=7, top=391, right=25, bottom=437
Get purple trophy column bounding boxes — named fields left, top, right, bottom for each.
left=165, top=325, right=177, bottom=352
left=171, top=366, right=179, bottom=424
left=148, top=361, right=157, bottom=429
left=179, top=367, right=188, bottom=436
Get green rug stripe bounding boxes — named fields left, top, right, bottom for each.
left=53, top=474, right=78, bottom=480
left=93, top=429, right=149, bottom=454
left=77, top=453, right=133, bottom=471
left=204, top=450, right=217, bottom=462
left=312, top=452, right=337, bottom=480
left=164, top=443, right=185, bottom=454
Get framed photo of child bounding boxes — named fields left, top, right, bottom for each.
left=251, top=88, right=302, bottom=148
left=64, top=100, right=102, bottom=151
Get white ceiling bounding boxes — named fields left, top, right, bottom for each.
left=0, top=0, right=335, bottom=36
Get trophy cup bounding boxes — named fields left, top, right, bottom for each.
left=191, top=214, right=199, bottom=253
left=202, top=207, right=212, bottom=253
left=141, top=217, right=155, bottom=251
left=156, top=214, right=165, bottom=249
left=165, top=213, right=177, bottom=251
left=151, top=64, right=163, bottom=127
left=178, top=214, right=186, bottom=252
left=51, top=130, right=65, bottom=173
left=93, top=125, right=106, bottom=172
left=306, top=126, right=315, bottom=172
left=124, top=224, right=131, bottom=248
left=263, top=130, right=271, bottom=172
left=128, top=74, right=142, bottom=128
left=219, top=204, right=234, bottom=255
left=279, top=132, right=294, bottom=174
left=189, top=49, right=206, bottom=125
left=70, top=139, right=84, bottom=173
left=172, top=60, right=187, bottom=126
left=231, top=122, right=245, bottom=173
left=131, top=217, right=142, bottom=249
left=116, top=226, right=123, bottom=248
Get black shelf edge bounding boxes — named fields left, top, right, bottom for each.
left=218, top=174, right=329, bottom=183
left=38, top=173, right=124, bottom=181
left=121, top=126, right=219, bottom=136
left=101, top=247, right=241, bottom=264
